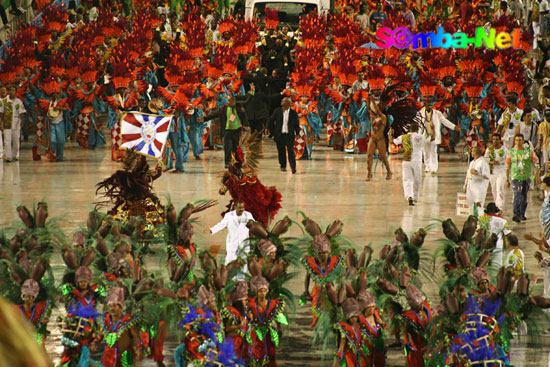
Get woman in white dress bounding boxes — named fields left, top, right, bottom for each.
left=464, top=146, right=491, bottom=216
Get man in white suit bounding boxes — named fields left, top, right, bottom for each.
left=208, top=200, right=254, bottom=267
left=418, top=98, right=459, bottom=174
left=390, top=124, right=433, bottom=205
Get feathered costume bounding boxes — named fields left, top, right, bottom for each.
left=219, top=132, right=282, bottom=227
left=95, top=150, right=165, bottom=238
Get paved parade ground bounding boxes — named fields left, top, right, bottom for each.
left=2, top=140, right=550, bottom=366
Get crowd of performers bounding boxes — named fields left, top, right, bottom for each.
left=0, top=0, right=541, bottom=177
left=3, top=140, right=550, bottom=367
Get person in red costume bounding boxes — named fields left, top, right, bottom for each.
left=400, top=285, right=432, bottom=367
left=178, top=285, right=222, bottom=364
left=104, top=82, right=139, bottom=162
left=219, top=135, right=282, bottom=227
left=96, top=287, right=144, bottom=367
left=222, top=281, right=250, bottom=362
left=247, top=275, right=287, bottom=367
left=357, top=290, right=386, bottom=366
left=14, top=279, right=51, bottom=346
left=60, top=266, right=104, bottom=367
left=257, top=239, right=287, bottom=282
left=63, top=266, right=104, bottom=310
left=333, top=298, right=364, bottom=367
left=469, top=267, right=496, bottom=299
left=302, top=234, right=345, bottom=327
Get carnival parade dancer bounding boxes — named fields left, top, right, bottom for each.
left=222, top=281, right=250, bottom=362
left=357, top=290, right=386, bottom=367
left=247, top=275, right=287, bottom=367
left=291, top=88, right=322, bottom=161
left=433, top=57, right=462, bottom=153
left=37, top=79, right=69, bottom=162
left=98, top=287, right=144, bottom=367
left=366, top=94, right=392, bottom=181
left=333, top=298, right=364, bottom=367
left=95, top=150, right=165, bottom=236
left=105, top=79, right=139, bottom=162
left=216, top=134, right=282, bottom=227
left=400, top=285, right=431, bottom=367
left=15, top=279, right=52, bottom=346
left=68, top=64, right=106, bottom=150
left=301, top=224, right=344, bottom=328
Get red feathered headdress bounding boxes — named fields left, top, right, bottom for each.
left=264, top=7, right=279, bottom=30
left=294, top=84, right=314, bottom=97
left=367, top=64, right=385, bottom=91
left=111, top=61, right=135, bottom=89
left=418, top=71, right=438, bottom=98
left=41, top=78, right=62, bottom=95
left=463, top=77, right=484, bottom=98
left=49, top=53, right=65, bottom=76
left=42, top=4, right=69, bottom=33
left=234, top=146, right=245, bottom=164
left=218, top=18, right=235, bottom=35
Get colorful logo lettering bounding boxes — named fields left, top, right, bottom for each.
left=375, top=26, right=522, bottom=50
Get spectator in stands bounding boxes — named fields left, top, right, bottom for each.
left=0, top=0, right=21, bottom=27
left=460, top=0, right=474, bottom=27
left=508, top=0, right=524, bottom=19
left=369, top=3, right=388, bottom=31
left=233, top=0, right=245, bottom=18
left=399, top=1, right=416, bottom=28
left=540, top=0, right=550, bottom=36
left=352, top=71, right=368, bottom=93
left=344, top=4, right=355, bottom=20
left=355, top=5, right=369, bottom=29
left=494, top=1, right=512, bottom=19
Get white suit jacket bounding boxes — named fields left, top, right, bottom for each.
left=417, top=108, right=456, bottom=145
left=210, top=210, right=255, bottom=251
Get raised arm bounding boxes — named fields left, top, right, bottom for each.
left=439, top=111, right=458, bottom=131
left=210, top=214, right=229, bottom=234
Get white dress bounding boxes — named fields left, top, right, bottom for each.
left=465, top=157, right=490, bottom=214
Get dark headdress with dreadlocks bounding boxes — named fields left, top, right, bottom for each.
left=95, top=150, right=165, bottom=234
left=379, top=84, right=423, bottom=137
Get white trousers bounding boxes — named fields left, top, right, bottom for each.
left=422, top=141, right=438, bottom=172
left=3, top=128, right=20, bottom=161
left=402, top=161, right=422, bottom=200
left=0, top=129, right=3, bottom=158
left=467, top=181, right=488, bottom=215
left=542, top=148, right=550, bottom=172
left=489, top=173, right=506, bottom=209
left=491, top=238, right=504, bottom=268
left=544, top=265, right=550, bottom=298
left=225, top=241, right=249, bottom=280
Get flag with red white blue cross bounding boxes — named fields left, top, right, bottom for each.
left=120, top=112, right=172, bottom=159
